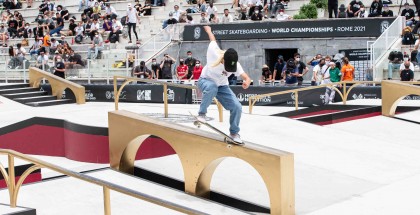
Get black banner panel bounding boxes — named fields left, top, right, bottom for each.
left=183, top=18, right=395, bottom=41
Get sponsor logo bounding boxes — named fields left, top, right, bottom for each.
left=194, top=27, right=201, bottom=40
left=137, top=90, right=151, bottom=101
left=352, top=93, right=365, bottom=99
left=404, top=95, right=420, bottom=100
left=380, top=21, right=389, bottom=33
left=105, top=91, right=127, bottom=100
left=85, top=90, right=96, bottom=101
left=236, top=93, right=271, bottom=103
left=164, top=88, right=175, bottom=101
left=61, top=90, right=66, bottom=99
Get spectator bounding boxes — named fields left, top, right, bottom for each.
left=139, top=2, right=152, bottom=16
left=399, top=58, right=414, bottom=72
left=235, top=0, right=248, bottom=19
left=198, top=0, right=207, bottom=12
left=338, top=4, right=347, bottom=18
left=185, top=51, right=197, bottom=79
left=49, top=13, right=64, bottom=36
left=341, top=57, right=355, bottom=82
left=323, top=62, right=341, bottom=104
left=414, top=38, right=420, bottom=64
left=46, top=0, right=54, bottom=12
left=209, top=13, right=219, bottom=23
left=36, top=51, right=49, bottom=70
left=127, top=3, right=140, bottom=44
left=356, top=5, right=368, bottom=17
left=50, top=38, right=59, bottom=53
left=67, top=49, right=85, bottom=69
left=100, top=18, right=112, bottom=36
left=401, top=3, right=415, bottom=26
left=347, top=0, right=363, bottom=17
left=400, top=61, right=414, bottom=81
left=248, top=0, right=263, bottom=17
left=272, top=55, right=285, bottom=81
left=206, top=3, right=218, bottom=16
left=7, top=16, right=18, bottom=38
left=269, top=0, right=286, bottom=17
left=251, top=9, right=263, bottom=21
left=89, top=19, right=100, bottom=40
left=221, top=9, right=234, bottom=22
left=190, top=60, right=203, bottom=80
left=27, top=0, right=33, bottom=8
left=133, top=61, right=152, bottom=79
left=30, top=37, right=43, bottom=56
left=176, top=58, right=188, bottom=80
left=0, top=24, right=9, bottom=47
left=282, top=58, right=299, bottom=86
left=7, top=45, right=19, bottom=69
left=199, top=12, right=209, bottom=23
left=57, top=5, right=70, bottom=21
left=39, top=0, right=49, bottom=14
left=150, top=58, right=161, bottom=79
left=105, top=3, right=118, bottom=20
left=260, top=64, right=272, bottom=83
left=84, top=0, right=96, bottom=16
left=284, top=53, right=308, bottom=85
left=79, top=0, right=87, bottom=12
left=381, top=4, right=393, bottom=17
left=61, top=18, right=77, bottom=36
left=186, top=15, right=195, bottom=24
left=311, top=58, right=326, bottom=86
left=20, top=23, right=32, bottom=39
left=328, top=0, right=338, bottom=18
left=108, top=17, right=122, bottom=43
left=160, top=53, right=175, bottom=79
left=91, top=2, right=101, bottom=20
left=307, top=54, right=322, bottom=66
left=16, top=43, right=26, bottom=65
left=87, top=32, right=104, bottom=60
left=54, top=55, right=66, bottom=79
left=368, top=0, right=382, bottom=17
left=276, top=9, right=291, bottom=20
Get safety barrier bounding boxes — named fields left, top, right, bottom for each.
left=113, top=76, right=224, bottom=122
left=108, top=110, right=295, bottom=215
left=249, top=81, right=381, bottom=114
left=29, top=67, right=86, bottom=104
left=0, top=149, right=202, bottom=215
left=382, top=81, right=420, bottom=116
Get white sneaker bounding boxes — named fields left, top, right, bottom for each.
left=196, top=114, right=207, bottom=123
left=229, top=133, right=243, bottom=144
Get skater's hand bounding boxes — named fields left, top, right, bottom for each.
left=242, top=79, right=250, bottom=89
left=203, top=26, right=212, bottom=33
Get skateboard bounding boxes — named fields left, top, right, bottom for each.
left=189, top=112, right=244, bottom=147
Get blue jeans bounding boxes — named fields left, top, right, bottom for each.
left=416, top=51, right=420, bottom=65
left=49, top=26, right=63, bottom=36
left=198, top=78, right=242, bottom=135
left=88, top=46, right=103, bottom=59
left=407, top=20, right=414, bottom=26
left=388, top=62, right=401, bottom=79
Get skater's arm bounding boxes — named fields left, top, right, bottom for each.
left=203, top=26, right=215, bottom=42
left=240, top=72, right=251, bottom=89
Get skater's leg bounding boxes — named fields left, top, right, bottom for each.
left=198, top=78, right=218, bottom=115
left=324, top=88, right=330, bottom=104
left=330, top=87, right=336, bottom=103
left=216, top=85, right=242, bottom=135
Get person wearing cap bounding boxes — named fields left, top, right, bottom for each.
left=272, top=55, right=285, bottom=81
left=196, top=26, right=251, bottom=144
left=401, top=3, right=415, bottom=26
left=126, top=3, right=140, bottom=44
left=381, top=4, right=393, bottom=17
left=276, top=9, right=291, bottom=20
left=260, top=65, right=272, bottom=83
left=323, top=61, right=341, bottom=104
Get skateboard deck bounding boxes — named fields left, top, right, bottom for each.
left=189, top=112, right=244, bottom=146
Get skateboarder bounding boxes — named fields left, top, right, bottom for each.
left=196, top=26, right=252, bottom=143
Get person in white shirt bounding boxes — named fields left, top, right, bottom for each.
left=234, top=0, right=248, bottom=18
left=172, top=5, right=185, bottom=20
left=248, top=0, right=262, bottom=17
left=75, top=22, right=84, bottom=36
left=127, top=3, right=140, bottom=43
left=399, top=59, right=415, bottom=72
left=221, top=8, right=234, bottom=23
left=311, top=58, right=326, bottom=85
left=36, top=51, right=49, bottom=70
left=206, top=2, right=218, bottom=16
left=196, top=26, right=251, bottom=144
left=89, top=19, right=100, bottom=40
left=108, top=17, right=123, bottom=42
left=276, top=9, right=291, bottom=20
left=105, top=3, right=118, bottom=20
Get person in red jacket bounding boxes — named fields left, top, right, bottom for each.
left=190, top=60, right=203, bottom=80
left=176, top=58, right=188, bottom=80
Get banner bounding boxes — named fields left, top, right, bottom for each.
left=183, top=18, right=395, bottom=41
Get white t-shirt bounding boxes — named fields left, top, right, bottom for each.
left=172, top=10, right=183, bottom=20
left=51, top=41, right=60, bottom=48
left=37, top=55, right=48, bottom=64
left=127, top=8, right=137, bottom=23
left=112, top=20, right=123, bottom=30
left=312, top=64, right=322, bottom=81
left=206, top=6, right=218, bottom=15
left=106, top=6, right=117, bottom=15
left=201, top=41, right=244, bottom=86
left=17, top=47, right=26, bottom=57
left=399, top=62, right=415, bottom=71
left=91, top=22, right=100, bottom=30
left=321, top=67, right=331, bottom=85
left=221, top=14, right=233, bottom=23
left=276, top=14, right=290, bottom=20
left=75, top=26, right=84, bottom=36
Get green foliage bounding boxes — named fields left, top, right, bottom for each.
left=299, top=3, right=318, bottom=19
left=310, top=0, right=327, bottom=9
left=293, top=13, right=308, bottom=19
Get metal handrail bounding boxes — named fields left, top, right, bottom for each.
left=0, top=149, right=205, bottom=215
left=248, top=80, right=420, bottom=114
left=113, top=76, right=224, bottom=122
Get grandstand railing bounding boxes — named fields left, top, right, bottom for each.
left=370, top=16, right=404, bottom=81
left=0, top=149, right=204, bottom=215
left=113, top=76, right=224, bottom=122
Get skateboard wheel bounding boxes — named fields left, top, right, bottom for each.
left=227, top=144, right=232, bottom=149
